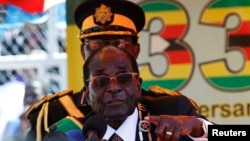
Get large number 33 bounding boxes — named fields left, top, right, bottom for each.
left=139, top=1, right=193, bottom=90
left=138, top=0, right=250, bottom=91
left=200, top=0, right=250, bottom=91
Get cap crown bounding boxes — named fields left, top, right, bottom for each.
left=74, top=0, right=145, bottom=39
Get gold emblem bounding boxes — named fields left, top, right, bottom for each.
left=94, top=4, right=112, bottom=24
left=139, top=120, right=151, bottom=132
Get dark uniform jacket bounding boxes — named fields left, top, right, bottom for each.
left=25, top=86, right=203, bottom=141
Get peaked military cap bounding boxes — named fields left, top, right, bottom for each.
left=74, top=0, right=145, bottom=39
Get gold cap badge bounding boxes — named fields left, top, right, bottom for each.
left=94, top=4, right=112, bottom=24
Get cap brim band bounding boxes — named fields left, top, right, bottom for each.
left=79, top=13, right=137, bottom=39
left=78, top=31, right=139, bottom=39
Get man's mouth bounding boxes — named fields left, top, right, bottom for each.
left=107, top=99, right=124, bottom=105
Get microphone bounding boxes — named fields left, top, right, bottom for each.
left=66, top=129, right=84, bottom=141
left=82, top=115, right=107, bottom=141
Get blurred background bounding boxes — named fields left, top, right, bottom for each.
left=0, top=1, right=66, bottom=140
left=1, top=0, right=250, bottom=140
left=0, top=1, right=67, bottom=93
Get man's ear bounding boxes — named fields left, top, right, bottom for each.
left=85, top=88, right=91, bottom=105
left=138, top=77, right=142, bottom=85
left=81, top=86, right=90, bottom=105
left=137, top=77, right=142, bottom=97
left=80, top=44, right=85, bottom=60
left=133, top=43, right=140, bottom=59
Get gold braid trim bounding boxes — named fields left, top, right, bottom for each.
left=149, top=85, right=199, bottom=111
left=58, top=94, right=84, bottom=118
left=26, top=89, right=74, bottom=118
left=36, top=102, right=46, bottom=141
left=149, top=86, right=180, bottom=96
left=44, top=102, right=50, bottom=133
left=25, top=89, right=84, bottom=141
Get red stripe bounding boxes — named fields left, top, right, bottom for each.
left=160, top=24, right=187, bottom=39
left=229, top=21, right=250, bottom=35
left=242, top=47, right=250, bottom=60
left=165, top=50, right=192, bottom=64
left=1, top=0, right=44, bottom=13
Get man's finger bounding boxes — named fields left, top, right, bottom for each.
left=144, top=115, right=160, bottom=125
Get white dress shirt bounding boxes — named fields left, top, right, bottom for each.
left=102, top=108, right=211, bottom=141
left=102, top=108, right=138, bottom=141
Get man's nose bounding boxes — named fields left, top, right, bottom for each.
left=108, top=79, right=120, bottom=92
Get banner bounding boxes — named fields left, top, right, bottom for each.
left=67, top=0, right=250, bottom=124
left=1, top=0, right=65, bottom=13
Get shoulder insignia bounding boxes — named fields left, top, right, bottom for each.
left=25, top=89, right=74, bottom=117
left=149, top=85, right=180, bottom=96
left=149, top=85, right=199, bottom=111
left=25, top=89, right=84, bottom=141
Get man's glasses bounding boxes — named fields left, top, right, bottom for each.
left=87, top=72, right=138, bottom=88
left=83, top=38, right=133, bottom=51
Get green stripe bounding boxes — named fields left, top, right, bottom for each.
left=209, top=76, right=250, bottom=90
left=142, top=79, right=185, bottom=90
left=141, top=1, right=180, bottom=12
left=56, top=117, right=81, bottom=132
left=210, top=0, right=250, bottom=9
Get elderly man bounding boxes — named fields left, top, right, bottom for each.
left=81, top=46, right=209, bottom=141
left=26, top=0, right=213, bottom=141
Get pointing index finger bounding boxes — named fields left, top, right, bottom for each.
left=144, top=115, right=160, bottom=125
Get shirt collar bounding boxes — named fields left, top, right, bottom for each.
left=102, top=108, right=138, bottom=141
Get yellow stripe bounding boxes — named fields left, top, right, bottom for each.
left=140, top=64, right=191, bottom=80
left=201, top=7, right=250, bottom=23
left=145, top=10, right=187, bottom=25
left=201, top=60, right=250, bottom=77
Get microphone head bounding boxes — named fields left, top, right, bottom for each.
left=82, top=114, right=107, bottom=139
left=66, top=129, right=84, bottom=141
left=44, top=131, right=68, bottom=141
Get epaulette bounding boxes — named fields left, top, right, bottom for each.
left=149, top=85, right=181, bottom=96
left=26, top=89, right=83, bottom=118
left=25, top=89, right=84, bottom=141
left=148, top=85, right=199, bottom=111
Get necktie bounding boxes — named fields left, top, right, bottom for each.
left=109, top=133, right=124, bottom=141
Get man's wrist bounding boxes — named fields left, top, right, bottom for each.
left=188, top=118, right=213, bottom=141
left=198, top=118, right=208, bottom=138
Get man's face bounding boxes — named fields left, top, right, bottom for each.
left=81, top=35, right=140, bottom=60
left=86, top=47, right=141, bottom=120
